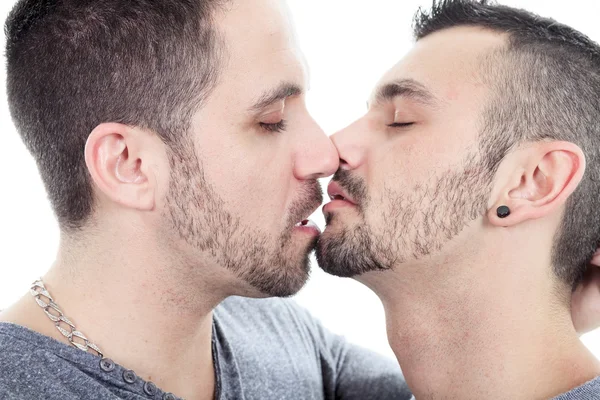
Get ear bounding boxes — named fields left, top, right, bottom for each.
left=488, top=141, right=585, bottom=227
left=84, top=123, right=157, bottom=212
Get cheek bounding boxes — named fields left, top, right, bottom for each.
left=367, top=142, right=419, bottom=196
left=203, top=145, right=296, bottom=231
left=364, top=142, right=431, bottom=222
left=374, top=129, right=466, bottom=188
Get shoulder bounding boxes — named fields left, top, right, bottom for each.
left=0, top=323, right=111, bottom=400
left=553, top=376, right=600, bottom=399
left=0, top=324, right=64, bottom=398
left=0, top=323, right=48, bottom=368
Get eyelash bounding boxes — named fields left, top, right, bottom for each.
left=388, top=122, right=415, bottom=128
left=260, top=120, right=288, bottom=133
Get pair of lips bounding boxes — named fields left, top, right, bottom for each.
left=326, top=181, right=357, bottom=205
left=292, top=181, right=357, bottom=229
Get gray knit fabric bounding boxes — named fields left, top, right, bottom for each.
left=552, top=377, right=600, bottom=399
left=0, top=296, right=412, bottom=400
left=404, top=376, right=600, bottom=400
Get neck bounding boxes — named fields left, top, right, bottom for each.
left=1, top=229, right=225, bottom=400
left=360, top=235, right=600, bottom=400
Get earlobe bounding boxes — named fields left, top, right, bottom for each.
left=488, top=200, right=520, bottom=227
left=496, top=205, right=511, bottom=219
left=487, top=141, right=585, bottom=228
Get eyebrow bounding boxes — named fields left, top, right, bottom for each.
left=370, top=79, right=439, bottom=108
left=249, top=82, right=303, bottom=112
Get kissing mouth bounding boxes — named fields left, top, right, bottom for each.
left=288, top=182, right=324, bottom=231
left=327, top=181, right=357, bottom=205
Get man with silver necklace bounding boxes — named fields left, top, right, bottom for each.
left=1, top=0, right=600, bottom=399
left=0, top=0, right=412, bottom=399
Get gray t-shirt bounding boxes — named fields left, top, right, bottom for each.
left=0, top=296, right=412, bottom=400
left=404, top=377, right=600, bottom=400
left=552, top=377, right=600, bottom=399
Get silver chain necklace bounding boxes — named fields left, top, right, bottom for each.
left=30, top=279, right=104, bottom=358
left=29, top=279, right=183, bottom=399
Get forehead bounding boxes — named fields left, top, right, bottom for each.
left=372, top=26, right=506, bottom=107
left=214, top=0, right=307, bottom=98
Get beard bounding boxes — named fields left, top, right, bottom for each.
left=163, top=144, right=322, bottom=297
left=317, top=154, right=491, bottom=278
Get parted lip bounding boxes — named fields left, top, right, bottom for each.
left=326, top=181, right=357, bottom=205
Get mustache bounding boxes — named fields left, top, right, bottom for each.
left=287, top=180, right=324, bottom=226
left=331, top=168, right=368, bottom=205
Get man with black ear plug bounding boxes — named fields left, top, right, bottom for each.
left=317, top=0, right=600, bottom=398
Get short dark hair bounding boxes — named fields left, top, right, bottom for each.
left=413, top=0, right=600, bottom=288
left=5, top=0, right=229, bottom=231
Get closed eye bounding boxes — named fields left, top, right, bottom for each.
left=388, top=122, right=415, bottom=128
left=260, top=120, right=288, bottom=133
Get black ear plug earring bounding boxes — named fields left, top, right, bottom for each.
left=497, top=205, right=510, bottom=219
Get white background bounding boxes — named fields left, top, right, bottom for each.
left=2, top=0, right=600, bottom=360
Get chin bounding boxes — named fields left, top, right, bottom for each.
left=249, top=239, right=315, bottom=298
left=320, top=217, right=352, bottom=243
left=316, top=221, right=390, bottom=279
left=260, top=262, right=311, bottom=298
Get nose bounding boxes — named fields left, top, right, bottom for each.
left=330, top=120, right=367, bottom=170
left=294, top=121, right=339, bottom=180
